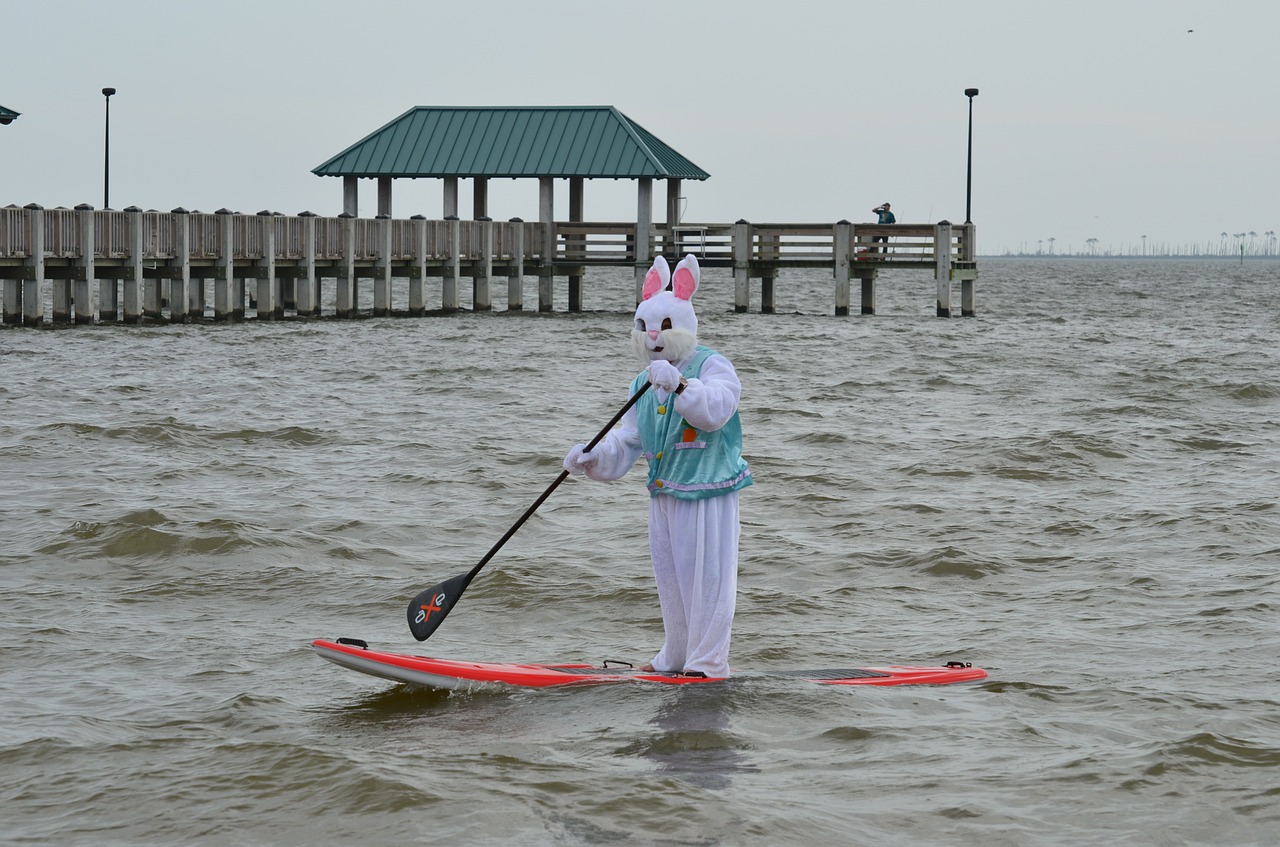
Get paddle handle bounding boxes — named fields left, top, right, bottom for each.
left=464, top=381, right=651, bottom=581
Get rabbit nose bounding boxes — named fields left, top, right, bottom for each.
left=648, top=329, right=660, bottom=341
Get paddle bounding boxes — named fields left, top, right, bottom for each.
left=406, top=381, right=652, bottom=641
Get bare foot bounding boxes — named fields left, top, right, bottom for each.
left=639, top=663, right=655, bottom=672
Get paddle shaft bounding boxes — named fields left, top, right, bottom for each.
left=458, top=380, right=651, bottom=586
left=409, top=382, right=653, bottom=639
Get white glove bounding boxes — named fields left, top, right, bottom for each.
left=646, top=359, right=683, bottom=392
left=563, top=443, right=597, bottom=476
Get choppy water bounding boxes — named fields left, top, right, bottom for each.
left=2, top=258, right=1278, bottom=846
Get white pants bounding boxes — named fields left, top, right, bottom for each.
left=648, top=492, right=740, bottom=677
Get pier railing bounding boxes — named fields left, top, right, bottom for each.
left=1, top=205, right=977, bottom=324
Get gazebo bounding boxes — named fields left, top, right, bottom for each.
left=0, top=105, right=20, bottom=126
left=311, top=105, right=709, bottom=237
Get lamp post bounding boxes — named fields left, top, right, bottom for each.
left=964, top=88, right=978, bottom=224
left=102, top=87, right=116, bottom=209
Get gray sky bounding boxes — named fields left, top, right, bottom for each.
left=3, top=0, right=1276, bottom=255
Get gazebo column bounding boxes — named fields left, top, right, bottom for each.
left=665, top=178, right=682, bottom=255
left=377, top=177, right=392, bottom=217
left=473, top=178, right=488, bottom=219
left=343, top=176, right=358, bottom=217
left=567, top=177, right=583, bottom=312
left=634, top=178, right=653, bottom=302
left=443, top=177, right=459, bottom=218
left=538, top=176, right=554, bottom=312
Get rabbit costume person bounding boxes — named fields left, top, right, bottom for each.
left=563, top=255, right=751, bottom=677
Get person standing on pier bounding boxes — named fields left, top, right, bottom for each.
left=562, top=254, right=751, bottom=679
left=872, top=202, right=896, bottom=253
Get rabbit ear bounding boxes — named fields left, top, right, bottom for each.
left=641, top=255, right=671, bottom=300
left=672, top=254, right=699, bottom=301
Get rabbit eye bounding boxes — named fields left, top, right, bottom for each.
left=661, top=318, right=672, bottom=330
left=635, top=318, right=645, bottom=331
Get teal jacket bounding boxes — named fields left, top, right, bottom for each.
left=628, top=347, right=752, bottom=500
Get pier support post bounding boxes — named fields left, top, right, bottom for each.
left=256, top=213, right=278, bottom=319
left=97, top=211, right=119, bottom=323
left=23, top=204, right=45, bottom=327
left=141, top=212, right=162, bottom=321
left=50, top=210, right=72, bottom=324
left=189, top=278, right=204, bottom=322
left=961, top=278, right=976, bottom=317
left=52, top=272, right=71, bottom=325
left=170, top=208, right=190, bottom=323
left=833, top=220, right=851, bottom=316
left=537, top=265, right=553, bottom=311
left=124, top=208, right=144, bottom=323
left=298, top=212, right=318, bottom=317
left=761, top=273, right=776, bottom=314
left=75, top=205, right=96, bottom=324
left=214, top=209, right=235, bottom=321
left=215, top=212, right=232, bottom=322
left=443, top=216, right=460, bottom=312
left=1, top=276, right=16, bottom=325
left=934, top=221, right=952, bottom=317
left=960, top=223, right=977, bottom=317
left=474, top=217, right=493, bottom=311
left=99, top=275, right=118, bottom=323
left=144, top=275, right=161, bottom=321
left=732, top=219, right=750, bottom=313
left=760, top=232, right=777, bottom=314
left=374, top=215, right=392, bottom=317
left=2, top=228, right=19, bottom=322
left=409, top=216, right=427, bottom=316
left=1, top=207, right=21, bottom=321
left=507, top=218, right=525, bottom=311
left=336, top=215, right=355, bottom=318
left=860, top=272, right=877, bottom=315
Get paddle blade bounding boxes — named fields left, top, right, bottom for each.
left=406, top=572, right=470, bottom=641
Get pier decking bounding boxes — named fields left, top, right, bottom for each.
left=0, top=205, right=977, bottom=326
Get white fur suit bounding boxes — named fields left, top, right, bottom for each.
left=564, top=255, right=751, bottom=678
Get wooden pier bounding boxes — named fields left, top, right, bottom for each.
left=0, top=205, right=977, bottom=326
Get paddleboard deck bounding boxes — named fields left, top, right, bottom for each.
left=313, top=638, right=988, bottom=690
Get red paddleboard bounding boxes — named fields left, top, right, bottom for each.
left=313, top=638, right=987, bottom=690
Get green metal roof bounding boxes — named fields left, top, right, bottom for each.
left=313, top=106, right=709, bottom=180
left=0, top=105, right=19, bottom=124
